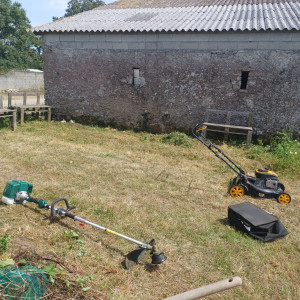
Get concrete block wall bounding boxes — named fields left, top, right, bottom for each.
left=42, top=30, right=300, bottom=137
left=0, top=70, right=44, bottom=92
left=44, top=30, right=300, bottom=51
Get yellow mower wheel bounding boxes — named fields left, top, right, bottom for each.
left=230, top=185, right=245, bottom=198
left=277, top=193, right=291, bottom=205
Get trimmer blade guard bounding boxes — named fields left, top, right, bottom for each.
left=125, top=247, right=150, bottom=269
left=125, top=239, right=167, bottom=269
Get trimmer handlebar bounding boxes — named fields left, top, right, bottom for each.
left=50, top=198, right=76, bottom=217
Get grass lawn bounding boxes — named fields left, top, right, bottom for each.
left=0, top=121, right=299, bottom=300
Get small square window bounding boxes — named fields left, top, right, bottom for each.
left=240, top=71, right=250, bottom=90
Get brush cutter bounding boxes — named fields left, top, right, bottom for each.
left=2, top=180, right=167, bottom=269
left=192, top=125, right=291, bottom=204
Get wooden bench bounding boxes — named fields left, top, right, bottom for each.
left=0, top=95, right=17, bottom=130
left=202, top=109, right=253, bottom=145
left=8, top=92, right=51, bottom=124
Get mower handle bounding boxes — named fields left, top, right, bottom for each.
left=192, top=123, right=246, bottom=176
left=50, top=198, right=76, bottom=217
left=194, top=125, right=207, bottom=134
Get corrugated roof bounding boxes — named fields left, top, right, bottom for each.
left=32, top=0, right=300, bottom=33
left=103, top=0, right=298, bottom=9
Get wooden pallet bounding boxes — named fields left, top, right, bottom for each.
left=7, top=92, right=51, bottom=124
left=16, top=105, right=51, bottom=124
left=203, top=109, right=253, bottom=145
left=0, top=95, right=17, bottom=130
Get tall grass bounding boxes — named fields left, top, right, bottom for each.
left=247, top=131, right=300, bottom=175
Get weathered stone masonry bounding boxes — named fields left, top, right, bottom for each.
left=43, top=30, right=300, bottom=136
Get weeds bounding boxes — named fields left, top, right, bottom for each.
left=0, top=118, right=10, bottom=129
left=76, top=275, right=93, bottom=291
left=269, top=131, right=300, bottom=172
left=246, top=139, right=266, bottom=160
left=42, top=262, right=57, bottom=284
left=161, top=131, right=192, bottom=147
left=64, top=230, right=86, bottom=252
left=247, top=131, right=300, bottom=175
left=0, top=233, right=11, bottom=253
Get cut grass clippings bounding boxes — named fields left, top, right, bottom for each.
left=0, top=121, right=299, bottom=300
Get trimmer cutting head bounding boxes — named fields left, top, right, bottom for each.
left=125, top=239, right=167, bottom=269
left=151, top=252, right=167, bottom=265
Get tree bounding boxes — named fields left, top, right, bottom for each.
left=0, top=0, right=43, bottom=73
left=53, top=0, right=104, bottom=20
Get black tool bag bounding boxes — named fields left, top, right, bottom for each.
left=228, top=202, right=288, bottom=242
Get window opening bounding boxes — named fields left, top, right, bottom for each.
left=240, top=71, right=250, bottom=90
left=133, top=68, right=140, bottom=86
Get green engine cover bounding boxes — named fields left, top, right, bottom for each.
left=3, top=180, right=33, bottom=199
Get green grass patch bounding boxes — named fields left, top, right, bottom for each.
left=92, top=207, right=115, bottom=220
left=0, top=118, right=10, bottom=129
left=0, top=233, right=11, bottom=253
left=161, top=131, right=192, bottom=147
left=247, top=131, right=300, bottom=175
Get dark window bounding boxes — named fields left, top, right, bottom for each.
left=240, top=71, right=250, bottom=90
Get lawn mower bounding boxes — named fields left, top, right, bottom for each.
left=192, top=125, right=291, bottom=204
left=2, top=180, right=167, bottom=269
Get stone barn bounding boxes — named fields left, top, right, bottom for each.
left=33, top=0, right=300, bottom=136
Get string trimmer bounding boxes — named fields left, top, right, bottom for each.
left=192, top=125, right=291, bottom=204
left=2, top=180, right=167, bottom=269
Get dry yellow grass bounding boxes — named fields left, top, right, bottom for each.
left=0, top=121, right=299, bottom=300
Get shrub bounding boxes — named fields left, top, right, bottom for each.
left=161, top=132, right=192, bottom=148
left=247, top=132, right=300, bottom=175
left=268, top=131, right=300, bottom=172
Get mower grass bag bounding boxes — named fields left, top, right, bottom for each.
left=228, top=202, right=288, bottom=242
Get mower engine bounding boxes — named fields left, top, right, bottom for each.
left=2, top=180, right=33, bottom=205
left=265, top=179, right=279, bottom=190
left=255, top=168, right=279, bottom=190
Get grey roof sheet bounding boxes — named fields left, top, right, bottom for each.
left=103, top=0, right=298, bottom=9
left=32, top=0, right=300, bottom=33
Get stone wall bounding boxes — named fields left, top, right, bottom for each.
left=43, top=30, right=300, bottom=136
